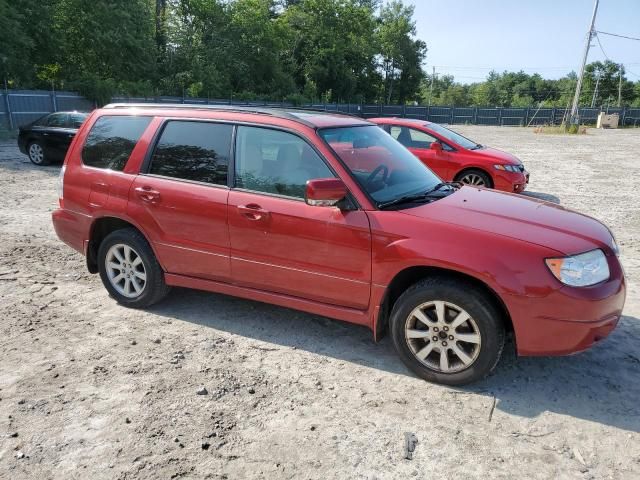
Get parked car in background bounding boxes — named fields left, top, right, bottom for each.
left=52, top=104, right=624, bottom=385
left=371, top=117, right=529, bottom=193
left=18, top=111, right=88, bottom=166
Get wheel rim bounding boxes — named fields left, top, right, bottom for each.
left=29, top=144, right=44, bottom=164
left=460, top=173, right=485, bottom=186
left=105, top=244, right=147, bottom=298
left=404, top=300, right=482, bottom=374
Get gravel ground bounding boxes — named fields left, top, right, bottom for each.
left=0, top=126, right=639, bottom=479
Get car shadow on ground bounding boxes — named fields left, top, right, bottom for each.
left=152, top=288, right=640, bottom=433
left=522, top=190, right=561, bottom=204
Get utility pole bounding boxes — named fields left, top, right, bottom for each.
left=428, top=66, right=435, bottom=106
left=570, top=0, right=599, bottom=124
left=591, top=70, right=600, bottom=108
left=618, top=63, right=623, bottom=107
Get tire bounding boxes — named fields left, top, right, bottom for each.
left=456, top=168, right=493, bottom=188
left=28, top=141, right=50, bottom=166
left=97, top=228, right=170, bottom=308
left=390, top=277, right=505, bottom=386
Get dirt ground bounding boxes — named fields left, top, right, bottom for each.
left=0, top=126, right=639, bottom=480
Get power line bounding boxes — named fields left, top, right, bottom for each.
left=596, top=30, right=640, bottom=42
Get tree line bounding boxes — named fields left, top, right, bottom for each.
left=1, top=0, right=639, bottom=108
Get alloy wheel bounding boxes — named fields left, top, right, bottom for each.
left=105, top=243, right=147, bottom=298
left=29, top=143, right=44, bottom=164
left=404, top=300, right=482, bottom=373
left=460, top=173, right=486, bottom=186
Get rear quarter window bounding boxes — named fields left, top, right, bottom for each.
left=82, top=116, right=152, bottom=170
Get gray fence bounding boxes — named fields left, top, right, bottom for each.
left=0, top=90, right=94, bottom=130
left=2, top=89, right=640, bottom=129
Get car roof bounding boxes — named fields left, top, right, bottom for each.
left=102, top=104, right=373, bottom=129
left=369, top=117, right=432, bottom=127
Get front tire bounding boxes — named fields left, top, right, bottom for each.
left=28, top=141, right=50, bottom=166
left=390, top=277, right=505, bottom=386
left=97, top=228, right=170, bottom=308
left=456, top=169, right=492, bottom=188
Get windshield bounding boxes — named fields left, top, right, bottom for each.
left=426, top=123, right=481, bottom=150
left=319, top=125, right=442, bottom=207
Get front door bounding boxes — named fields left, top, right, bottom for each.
left=388, top=125, right=454, bottom=180
left=228, top=125, right=371, bottom=310
left=127, top=120, right=233, bottom=281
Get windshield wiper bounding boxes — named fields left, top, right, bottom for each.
left=377, top=183, right=455, bottom=210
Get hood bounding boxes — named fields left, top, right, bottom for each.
left=400, top=187, right=614, bottom=255
left=472, top=146, right=521, bottom=165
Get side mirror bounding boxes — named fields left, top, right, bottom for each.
left=305, top=178, right=348, bottom=207
left=430, top=142, right=443, bottom=152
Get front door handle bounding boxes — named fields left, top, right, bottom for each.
left=238, top=204, right=270, bottom=221
left=134, top=186, right=161, bottom=204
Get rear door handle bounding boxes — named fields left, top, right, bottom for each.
left=237, top=204, right=269, bottom=221
left=134, top=186, right=161, bottom=204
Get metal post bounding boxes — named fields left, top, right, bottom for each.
left=618, top=64, right=623, bottom=107
left=51, top=81, right=58, bottom=112
left=4, top=78, right=13, bottom=130
left=428, top=66, right=435, bottom=106
left=570, top=0, right=599, bottom=124
left=591, top=70, right=600, bottom=108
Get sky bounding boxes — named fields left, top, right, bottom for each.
left=406, top=0, right=640, bottom=83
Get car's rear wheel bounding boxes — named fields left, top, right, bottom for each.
left=28, top=141, right=50, bottom=166
left=456, top=169, right=492, bottom=188
left=97, top=228, right=170, bottom=308
left=390, top=277, right=505, bottom=385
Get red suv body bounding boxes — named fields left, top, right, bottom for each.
left=371, top=117, right=529, bottom=193
left=52, top=105, right=625, bottom=385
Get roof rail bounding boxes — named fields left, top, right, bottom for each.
left=102, top=103, right=325, bottom=127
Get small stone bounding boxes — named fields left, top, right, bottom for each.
left=15, top=451, right=25, bottom=459
left=202, top=441, right=211, bottom=450
left=310, top=425, right=316, bottom=431
left=153, top=338, right=161, bottom=344
left=125, top=417, right=131, bottom=424
left=174, top=437, right=180, bottom=443
left=130, top=340, right=137, bottom=345
left=8, top=432, right=18, bottom=438
left=196, top=386, right=208, bottom=395
left=247, top=387, right=255, bottom=394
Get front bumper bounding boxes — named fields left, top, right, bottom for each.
left=493, top=170, right=529, bottom=193
left=505, top=256, right=626, bottom=356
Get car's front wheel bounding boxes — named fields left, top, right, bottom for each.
left=390, top=277, right=505, bottom=385
left=28, top=141, right=50, bottom=166
left=97, top=228, right=170, bottom=308
left=456, top=169, right=492, bottom=188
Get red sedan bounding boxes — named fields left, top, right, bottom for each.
left=371, top=117, right=529, bottom=193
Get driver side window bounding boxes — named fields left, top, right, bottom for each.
left=235, top=126, right=335, bottom=199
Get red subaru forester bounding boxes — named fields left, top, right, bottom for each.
left=371, top=117, right=529, bottom=193
left=52, top=104, right=626, bottom=385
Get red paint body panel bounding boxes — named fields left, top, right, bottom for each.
left=51, top=106, right=626, bottom=360
left=371, top=117, right=529, bottom=192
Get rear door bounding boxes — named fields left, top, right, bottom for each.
left=127, top=120, right=233, bottom=281
left=42, top=113, right=73, bottom=160
left=227, top=125, right=371, bottom=309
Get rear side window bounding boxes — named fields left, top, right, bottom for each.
left=82, top=116, right=152, bottom=171
left=148, top=121, right=232, bottom=186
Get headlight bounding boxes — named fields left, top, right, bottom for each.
left=545, top=249, right=610, bottom=287
left=494, top=164, right=520, bottom=173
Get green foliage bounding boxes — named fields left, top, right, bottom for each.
left=420, top=65, right=640, bottom=108
left=1, top=0, right=427, bottom=104
left=3, top=1, right=639, bottom=107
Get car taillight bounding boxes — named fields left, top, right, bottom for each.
left=57, top=165, right=66, bottom=207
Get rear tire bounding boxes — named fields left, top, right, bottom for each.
left=390, top=277, right=505, bottom=386
left=97, top=228, right=170, bottom=308
left=28, top=141, right=50, bottom=166
left=456, top=169, right=492, bottom=188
